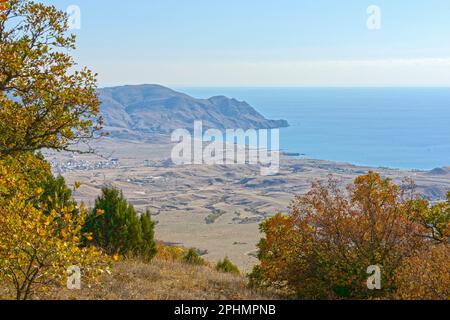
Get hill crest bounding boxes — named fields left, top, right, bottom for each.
left=98, top=84, right=289, bottom=139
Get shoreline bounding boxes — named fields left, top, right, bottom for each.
left=44, top=138, right=450, bottom=270
left=104, top=134, right=449, bottom=173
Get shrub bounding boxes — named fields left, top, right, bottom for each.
left=250, top=172, right=448, bottom=299
left=205, top=209, right=226, bottom=224
left=216, top=257, right=240, bottom=275
left=156, top=244, right=186, bottom=262
left=0, top=155, right=109, bottom=300
left=183, top=248, right=205, bottom=265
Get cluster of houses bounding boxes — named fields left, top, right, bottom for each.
left=50, top=158, right=120, bottom=173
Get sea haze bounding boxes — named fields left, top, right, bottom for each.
left=178, top=87, right=450, bottom=170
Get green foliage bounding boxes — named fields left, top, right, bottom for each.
left=205, top=209, right=226, bottom=224
left=183, top=248, right=205, bottom=265
left=139, top=211, right=157, bottom=261
left=216, top=257, right=240, bottom=275
left=0, top=1, right=109, bottom=300
left=405, top=193, right=450, bottom=243
left=83, top=187, right=157, bottom=260
left=0, top=0, right=103, bottom=158
left=0, top=153, right=109, bottom=300
left=40, top=172, right=78, bottom=216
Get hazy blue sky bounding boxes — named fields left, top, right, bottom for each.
left=45, top=0, right=450, bottom=86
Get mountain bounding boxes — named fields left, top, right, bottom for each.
left=98, top=84, right=288, bottom=139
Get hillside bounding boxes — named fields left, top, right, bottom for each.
left=30, top=258, right=276, bottom=300
left=98, top=84, right=289, bottom=139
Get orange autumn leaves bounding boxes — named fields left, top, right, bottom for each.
left=250, top=172, right=449, bottom=299
left=0, top=0, right=8, bottom=20
left=0, top=0, right=13, bottom=13
left=0, top=0, right=7, bottom=11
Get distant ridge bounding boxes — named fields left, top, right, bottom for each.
left=98, top=84, right=289, bottom=140
left=427, top=167, right=449, bottom=175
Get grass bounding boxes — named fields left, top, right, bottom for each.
left=44, top=257, right=275, bottom=300
left=1, top=243, right=277, bottom=300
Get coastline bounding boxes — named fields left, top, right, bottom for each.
left=44, top=137, right=450, bottom=270
left=181, top=86, right=450, bottom=171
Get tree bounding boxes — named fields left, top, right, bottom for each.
left=0, top=0, right=102, bottom=158
left=406, top=192, right=450, bottom=244
left=393, top=192, right=449, bottom=299
left=0, top=154, right=109, bottom=300
left=40, top=173, right=78, bottom=215
left=84, top=187, right=157, bottom=260
left=0, top=1, right=109, bottom=300
left=394, top=243, right=449, bottom=300
left=250, top=172, right=435, bottom=299
left=140, top=212, right=157, bottom=261
left=34, top=151, right=78, bottom=216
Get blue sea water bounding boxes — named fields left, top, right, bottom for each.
left=178, top=87, right=450, bottom=170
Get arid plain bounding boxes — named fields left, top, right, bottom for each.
left=45, top=138, right=450, bottom=271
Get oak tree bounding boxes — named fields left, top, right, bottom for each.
left=0, top=0, right=102, bottom=158
left=250, top=172, right=446, bottom=299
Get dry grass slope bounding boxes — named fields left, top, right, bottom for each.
left=48, top=258, right=275, bottom=300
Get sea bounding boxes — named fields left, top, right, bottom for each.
left=178, top=87, right=450, bottom=170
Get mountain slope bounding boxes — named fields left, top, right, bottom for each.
left=98, top=85, right=289, bottom=139
left=43, top=258, right=276, bottom=300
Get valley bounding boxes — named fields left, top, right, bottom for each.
left=46, top=138, right=450, bottom=271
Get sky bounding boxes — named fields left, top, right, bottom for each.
left=44, top=0, right=450, bottom=87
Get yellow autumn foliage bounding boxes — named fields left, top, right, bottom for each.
left=0, top=0, right=103, bottom=157
left=0, top=155, right=110, bottom=300
left=395, top=244, right=449, bottom=300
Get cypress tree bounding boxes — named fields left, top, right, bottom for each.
left=140, top=211, right=157, bottom=261
left=84, top=187, right=156, bottom=260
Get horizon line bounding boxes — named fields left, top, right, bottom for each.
left=98, top=83, right=450, bottom=89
